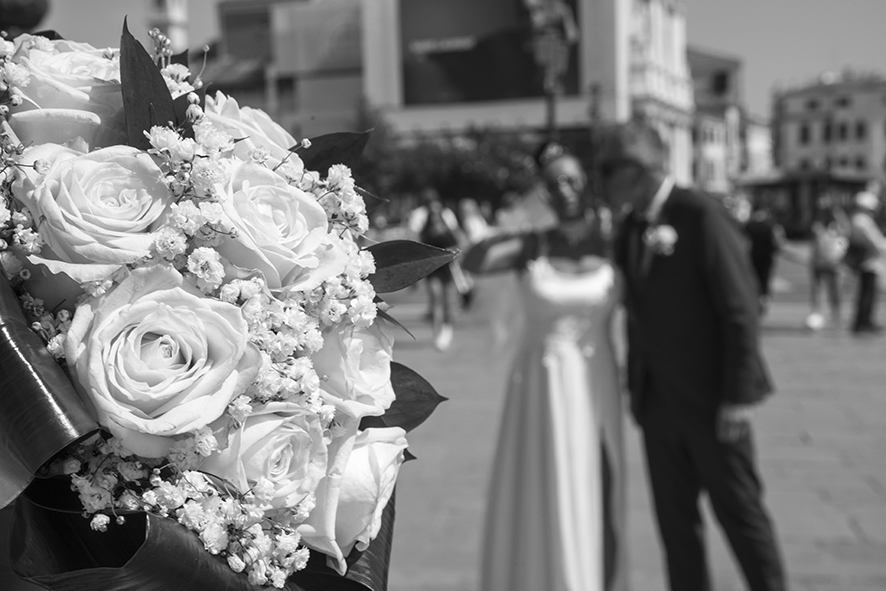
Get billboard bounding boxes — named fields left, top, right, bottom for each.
left=399, top=0, right=580, bottom=105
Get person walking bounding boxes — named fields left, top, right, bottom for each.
left=408, top=188, right=465, bottom=350
left=455, top=198, right=491, bottom=308
left=594, top=120, right=787, bottom=591
left=743, top=201, right=786, bottom=315
left=806, top=197, right=849, bottom=330
left=844, top=184, right=886, bottom=335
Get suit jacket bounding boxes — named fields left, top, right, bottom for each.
left=614, top=186, right=774, bottom=423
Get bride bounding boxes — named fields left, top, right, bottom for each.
left=463, top=142, right=627, bottom=591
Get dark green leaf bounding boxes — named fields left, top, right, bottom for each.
left=356, top=186, right=387, bottom=212
left=31, top=30, right=65, bottom=41
left=91, top=107, right=128, bottom=149
left=292, top=131, right=371, bottom=175
left=120, top=18, right=177, bottom=150
left=376, top=306, right=414, bottom=340
left=366, top=240, right=457, bottom=294
left=360, top=363, right=446, bottom=433
left=171, top=49, right=189, bottom=68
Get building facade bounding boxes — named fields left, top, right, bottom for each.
left=687, top=45, right=772, bottom=193
left=629, top=0, right=694, bottom=185
left=204, top=0, right=775, bottom=192
left=772, top=73, right=886, bottom=180
left=209, top=0, right=639, bottom=139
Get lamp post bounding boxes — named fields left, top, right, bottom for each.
left=528, top=0, right=578, bottom=142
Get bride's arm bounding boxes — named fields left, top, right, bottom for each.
left=462, top=230, right=537, bottom=274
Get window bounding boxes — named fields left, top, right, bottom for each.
left=824, top=157, right=832, bottom=170
left=857, top=156, right=867, bottom=171
left=839, top=122, right=848, bottom=141
left=857, top=120, right=867, bottom=140
left=836, top=96, right=852, bottom=108
left=806, top=99, right=819, bottom=110
left=840, top=157, right=849, bottom=168
left=712, top=71, right=729, bottom=96
left=799, top=124, right=810, bottom=145
left=799, top=159, right=811, bottom=170
left=823, top=120, right=833, bottom=143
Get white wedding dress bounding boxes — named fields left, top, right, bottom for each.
left=481, top=255, right=627, bottom=591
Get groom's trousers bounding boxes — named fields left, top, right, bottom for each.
left=641, top=411, right=787, bottom=591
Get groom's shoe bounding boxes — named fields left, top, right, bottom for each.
left=852, top=323, right=883, bottom=335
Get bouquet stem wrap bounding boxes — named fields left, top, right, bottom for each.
left=7, top=477, right=394, bottom=591
left=0, top=274, right=98, bottom=508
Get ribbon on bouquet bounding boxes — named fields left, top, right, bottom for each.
left=9, top=477, right=396, bottom=591
left=0, top=274, right=98, bottom=509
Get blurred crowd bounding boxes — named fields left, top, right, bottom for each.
left=362, top=160, right=886, bottom=348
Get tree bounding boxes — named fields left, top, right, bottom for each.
left=0, top=0, right=49, bottom=38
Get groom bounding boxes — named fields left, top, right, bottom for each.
left=595, top=121, right=787, bottom=591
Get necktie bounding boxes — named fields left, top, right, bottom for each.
left=629, top=217, right=648, bottom=281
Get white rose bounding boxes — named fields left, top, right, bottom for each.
left=202, top=91, right=298, bottom=166
left=64, top=266, right=261, bottom=457
left=215, top=160, right=347, bottom=291
left=12, top=144, right=173, bottom=284
left=200, top=402, right=328, bottom=510
left=8, top=34, right=122, bottom=146
left=334, top=427, right=407, bottom=556
left=311, top=321, right=396, bottom=420
left=299, top=425, right=407, bottom=574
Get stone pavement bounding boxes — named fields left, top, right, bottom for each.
left=384, top=249, right=886, bottom=591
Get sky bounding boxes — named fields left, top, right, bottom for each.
left=36, top=0, right=886, bottom=119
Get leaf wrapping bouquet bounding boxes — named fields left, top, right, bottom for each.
left=0, top=24, right=450, bottom=591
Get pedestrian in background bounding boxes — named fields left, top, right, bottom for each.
left=456, top=198, right=491, bottom=308
left=408, top=188, right=466, bottom=350
left=744, top=201, right=786, bottom=316
left=844, top=183, right=886, bottom=335
left=806, top=196, right=849, bottom=330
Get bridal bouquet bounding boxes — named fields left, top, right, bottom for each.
left=0, top=23, right=450, bottom=590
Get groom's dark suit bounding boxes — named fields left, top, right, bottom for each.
left=615, top=185, right=786, bottom=591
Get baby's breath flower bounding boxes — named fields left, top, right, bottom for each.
left=169, top=200, right=205, bottom=235
left=46, top=333, right=66, bottom=359
left=146, top=125, right=181, bottom=154
left=228, top=395, right=254, bottom=423
left=13, top=224, right=42, bottom=254
left=187, top=246, right=225, bottom=293
left=154, top=225, right=188, bottom=260
left=193, top=425, right=219, bottom=457
left=227, top=553, right=247, bottom=573
left=90, top=513, right=110, bottom=532
left=200, top=520, right=229, bottom=554
left=62, top=458, right=81, bottom=475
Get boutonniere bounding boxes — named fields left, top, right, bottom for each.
left=643, top=224, right=678, bottom=256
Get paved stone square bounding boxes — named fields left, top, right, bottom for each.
left=385, top=249, right=886, bottom=591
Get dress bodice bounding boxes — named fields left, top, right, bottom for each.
left=519, top=256, right=619, bottom=347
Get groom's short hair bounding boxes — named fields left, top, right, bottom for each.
left=593, top=120, right=667, bottom=174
